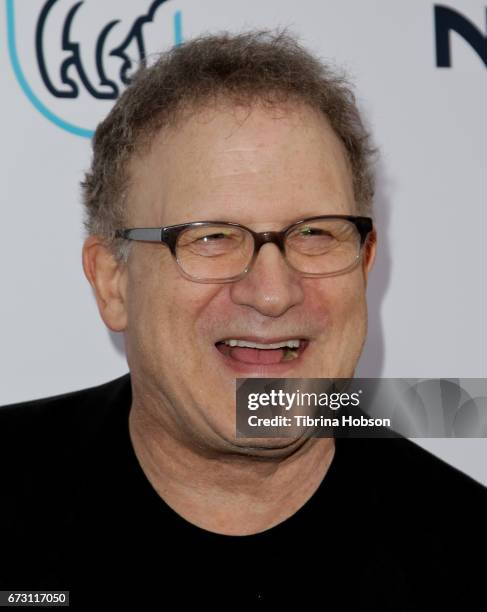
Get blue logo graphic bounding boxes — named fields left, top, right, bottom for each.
left=6, top=0, right=183, bottom=138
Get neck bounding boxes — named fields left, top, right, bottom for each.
left=128, top=395, right=335, bottom=536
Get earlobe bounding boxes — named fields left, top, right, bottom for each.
left=82, top=236, right=128, bottom=332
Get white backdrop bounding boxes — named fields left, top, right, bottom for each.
left=1, top=1, right=486, bottom=483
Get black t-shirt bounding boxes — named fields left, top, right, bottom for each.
left=1, top=374, right=486, bottom=609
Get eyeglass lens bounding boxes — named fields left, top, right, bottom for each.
left=175, top=219, right=362, bottom=281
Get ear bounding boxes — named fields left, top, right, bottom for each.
left=82, top=236, right=128, bottom=332
left=362, top=229, right=377, bottom=285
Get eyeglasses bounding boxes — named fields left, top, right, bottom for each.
left=115, top=215, right=373, bottom=284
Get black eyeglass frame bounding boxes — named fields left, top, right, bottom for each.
left=115, top=215, right=374, bottom=283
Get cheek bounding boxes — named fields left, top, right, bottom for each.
left=337, top=277, right=367, bottom=326
left=308, top=273, right=368, bottom=352
left=308, top=275, right=367, bottom=377
left=307, top=272, right=366, bottom=319
left=330, top=276, right=368, bottom=366
left=125, top=258, right=220, bottom=374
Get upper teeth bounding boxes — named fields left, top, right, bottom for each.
left=223, top=339, right=300, bottom=349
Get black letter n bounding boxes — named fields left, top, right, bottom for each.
left=435, top=5, right=487, bottom=68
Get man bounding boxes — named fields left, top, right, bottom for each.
left=1, top=31, right=486, bottom=609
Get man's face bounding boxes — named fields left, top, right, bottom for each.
left=122, top=101, right=375, bottom=450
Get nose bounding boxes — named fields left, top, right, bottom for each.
left=229, top=243, right=304, bottom=317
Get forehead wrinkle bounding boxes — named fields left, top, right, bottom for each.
left=207, top=148, right=273, bottom=179
left=220, top=146, right=261, bottom=152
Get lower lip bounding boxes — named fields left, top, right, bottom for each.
left=214, top=341, right=310, bottom=376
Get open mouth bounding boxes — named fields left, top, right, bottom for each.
left=215, top=338, right=309, bottom=366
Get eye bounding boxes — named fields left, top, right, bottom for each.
left=298, top=226, right=333, bottom=238
left=178, top=226, right=246, bottom=257
left=198, top=232, right=231, bottom=242
left=286, top=224, right=338, bottom=255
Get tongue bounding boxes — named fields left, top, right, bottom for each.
left=229, top=346, right=285, bottom=364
